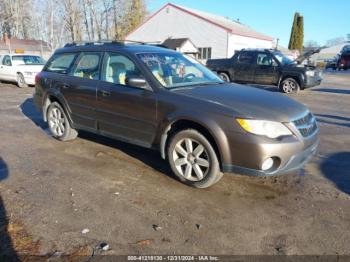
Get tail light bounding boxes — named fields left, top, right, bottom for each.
left=35, top=73, right=41, bottom=85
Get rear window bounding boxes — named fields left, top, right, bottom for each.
left=237, top=52, right=255, bottom=64
left=45, top=53, right=77, bottom=74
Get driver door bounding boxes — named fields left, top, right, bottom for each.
left=253, top=52, right=279, bottom=85
left=96, top=52, right=157, bottom=148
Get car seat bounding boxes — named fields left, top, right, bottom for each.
left=107, top=62, right=126, bottom=85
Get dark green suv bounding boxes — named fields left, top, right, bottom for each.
left=207, top=49, right=322, bottom=93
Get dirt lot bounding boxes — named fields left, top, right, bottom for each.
left=0, top=72, right=349, bottom=258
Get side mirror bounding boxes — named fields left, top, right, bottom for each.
left=125, top=76, right=148, bottom=89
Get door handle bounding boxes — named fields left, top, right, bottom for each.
left=62, top=84, right=70, bottom=89
left=101, top=90, right=111, bottom=97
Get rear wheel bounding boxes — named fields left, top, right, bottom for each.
left=17, top=73, right=28, bottom=88
left=218, top=72, right=230, bottom=82
left=279, top=78, right=300, bottom=94
left=47, top=102, right=78, bottom=141
left=167, top=129, right=223, bottom=188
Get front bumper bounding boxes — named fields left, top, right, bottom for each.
left=221, top=123, right=319, bottom=177
left=303, top=74, right=322, bottom=89
left=223, top=139, right=318, bottom=176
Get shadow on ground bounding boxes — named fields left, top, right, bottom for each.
left=0, top=158, right=19, bottom=261
left=311, top=88, right=350, bottom=95
left=20, top=98, right=47, bottom=130
left=315, top=114, right=350, bottom=128
left=320, top=152, right=350, bottom=196
left=79, top=131, right=173, bottom=177
left=19, top=98, right=173, bottom=178
left=247, top=84, right=279, bottom=92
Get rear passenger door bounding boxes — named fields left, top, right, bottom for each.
left=65, top=52, right=102, bottom=130
left=96, top=52, right=157, bottom=147
left=232, top=51, right=256, bottom=83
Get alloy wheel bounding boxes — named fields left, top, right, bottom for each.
left=48, top=107, right=66, bottom=137
left=172, top=138, right=210, bottom=181
left=219, top=73, right=230, bottom=82
left=282, top=80, right=297, bottom=93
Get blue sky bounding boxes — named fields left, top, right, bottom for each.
left=147, top=0, right=350, bottom=47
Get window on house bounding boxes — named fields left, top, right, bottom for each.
left=198, top=47, right=212, bottom=60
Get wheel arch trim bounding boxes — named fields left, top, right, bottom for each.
left=159, top=113, right=231, bottom=169
left=42, top=90, right=73, bottom=124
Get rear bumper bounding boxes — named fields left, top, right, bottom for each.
left=223, top=139, right=318, bottom=176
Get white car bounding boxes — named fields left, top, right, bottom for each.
left=0, top=54, right=45, bottom=87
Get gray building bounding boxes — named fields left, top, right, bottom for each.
left=126, top=3, right=274, bottom=62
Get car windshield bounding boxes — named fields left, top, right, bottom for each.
left=272, top=51, right=294, bottom=65
left=12, top=55, right=45, bottom=65
left=137, top=52, right=223, bottom=89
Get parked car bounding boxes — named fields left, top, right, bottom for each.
left=0, top=54, right=46, bottom=87
left=34, top=42, right=319, bottom=188
left=325, top=58, right=338, bottom=70
left=337, top=51, right=350, bottom=70
left=206, top=49, right=322, bottom=94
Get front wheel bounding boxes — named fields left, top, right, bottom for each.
left=47, top=102, right=78, bottom=141
left=279, top=78, right=300, bottom=94
left=167, top=129, right=223, bottom=188
left=17, top=73, right=28, bottom=88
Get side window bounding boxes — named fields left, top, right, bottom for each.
left=237, top=52, right=255, bottom=64
left=102, top=53, right=143, bottom=85
left=3, top=55, right=12, bottom=66
left=71, top=53, right=101, bottom=80
left=45, top=53, right=77, bottom=74
left=256, top=53, right=273, bottom=66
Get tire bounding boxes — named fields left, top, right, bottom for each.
left=167, top=129, right=223, bottom=188
left=17, top=73, right=28, bottom=88
left=47, top=102, right=78, bottom=141
left=218, top=72, right=230, bottom=82
left=279, top=77, right=300, bottom=94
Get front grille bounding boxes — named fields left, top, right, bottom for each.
left=293, top=112, right=318, bottom=137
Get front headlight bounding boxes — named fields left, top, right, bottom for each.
left=306, top=70, right=315, bottom=77
left=236, top=119, right=293, bottom=139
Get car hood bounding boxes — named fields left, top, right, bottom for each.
left=15, top=64, right=44, bottom=72
left=294, top=48, right=321, bottom=64
left=172, top=83, right=308, bottom=122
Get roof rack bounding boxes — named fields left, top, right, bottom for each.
left=64, top=39, right=163, bottom=47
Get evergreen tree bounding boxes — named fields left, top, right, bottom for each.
left=297, top=15, right=304, bottom=51
left=288, top=12, right=304, bottom=51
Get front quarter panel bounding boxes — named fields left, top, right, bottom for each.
left=156, top=89, right=238, bottom=165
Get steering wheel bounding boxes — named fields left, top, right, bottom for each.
left=183, top=73, right=196, bottom=82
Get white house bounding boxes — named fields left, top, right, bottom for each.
left=126, top=3, right=274, bottom=61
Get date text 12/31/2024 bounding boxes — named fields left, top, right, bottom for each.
left=127, top=256, right=219, bottom=261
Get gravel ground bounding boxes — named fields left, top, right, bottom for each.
left=0, top=71, right=349, bottom=258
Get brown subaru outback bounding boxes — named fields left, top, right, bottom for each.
left=34, top=42, right=319, bottom=188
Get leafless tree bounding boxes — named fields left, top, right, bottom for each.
left=0, top=0, right=147, bottom=47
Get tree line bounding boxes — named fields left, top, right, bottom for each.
left=0, top=0, right=147, bottom=51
